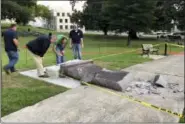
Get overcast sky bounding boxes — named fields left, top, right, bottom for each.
left=37, top=1, right=86, bottom=11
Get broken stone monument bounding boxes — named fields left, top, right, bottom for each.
left=63, top=63, right=102, bottom=82
left=91, top=69, right=129, bottom=91
left=59, top=60, right=184, bottom=97
left=59, top=60, right=129, bottom=91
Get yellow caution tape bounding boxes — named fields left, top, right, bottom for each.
left=92, top=43, right=162, bottom=60
left=166, top=43, right=184, bottom=48
left=81, top=81, right=184, bottom=118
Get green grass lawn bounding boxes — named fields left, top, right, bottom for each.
left=2, top=73, right=68, bottom=117
left=1, top=24, right=184, bottom=119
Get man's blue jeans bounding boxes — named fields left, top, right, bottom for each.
left=4, top=51, right=19, bottom=72
left=56, top=45, right=65, bottom=65
left=72, top=43, right=82, bottom=60
left=56, top=54, right=65, bottom=65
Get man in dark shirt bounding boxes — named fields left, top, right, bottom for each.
left=3, top=24, right=19, bottom=74
left=26, top=35, right=56, bottom=78
left=69, top=25, right=84, bottom=60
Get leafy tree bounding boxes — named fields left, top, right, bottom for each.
left=176, top=0, right=185, bottom=30
left=13, top=0, right=36, bottom=7
left=16, top=7, right=34, bottom=25
left=152, top=0, right=178, bottom=32
left=34, top=5, right=52, bottom=20
left=70, top=0, right=110, bottom=35
left=1, top=0, right=35, bottom=25
left=70, top=10, right=83, bottom=26
left=34, top=4, right=53, bottom=28
left=105, top=0, right=156, bottom=46
left=1, top=0, right=22, bottom=20
left=152, top=0, right=185, bottom=31
left=69, top=0, right=78, bottom=11
left=2, top=0, right=52, bottom=26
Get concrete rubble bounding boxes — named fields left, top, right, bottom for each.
left=60, top=60, right=129, bottom=91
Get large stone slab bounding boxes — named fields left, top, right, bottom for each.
left=60, top=59, right=93, bottom=68
left=91, top=69, right=129, bottom=91
left=63, top=63, right=102, bottom=82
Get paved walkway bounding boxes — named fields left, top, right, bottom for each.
left=20, top=65, right=81, bottom=88
left=2, top=55, right=184, bottom=123
left=123, top=55, right=184, bottom=77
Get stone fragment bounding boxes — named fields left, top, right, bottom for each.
left=134, top=88, right=149, bottom=95
left=173, top=88, right=184, bottom=93
left=126, top=87, right=132, bottom=92
left=153, top=75, right=168, bottom=88
left=168, top=83, right=179, bottom=89
left=150, top=87, right=161, bottom=95
left=151, top=89, right=161, bottom=95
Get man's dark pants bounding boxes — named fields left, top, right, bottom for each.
left=4, top=51, right=19, bottom=72
left=72, top=43, right=82, bottom=60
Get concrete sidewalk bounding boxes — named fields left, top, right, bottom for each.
left=1, top=86, right=183, bottom=123
left=2, top=55, right=184, bottom=123
left=123, top=55, right=184, bottom=77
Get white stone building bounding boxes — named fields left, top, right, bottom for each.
left=47, top=8, right=73, bottom=32
left=44, top=8, right=85, bottom=32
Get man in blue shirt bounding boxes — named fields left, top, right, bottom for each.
left=26, top=35, right=56, bottom=78
left=69, top=25, right=84, bottom=60
left=3, top=24, right=19, bottom=75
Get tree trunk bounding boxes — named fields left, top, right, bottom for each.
left=130, top=30, right=138, bottom=39
left=103, top=28, right=108, bottom=36
left=104, top=30, right=108, bottom=35
left=127, top=33, right=131, bottom=47
left=23, top=22, right=27, bottom=26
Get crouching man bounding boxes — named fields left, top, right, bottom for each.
left=53, top=34, right=68, bottom=65
left=26, top=35, right=56, bottom=78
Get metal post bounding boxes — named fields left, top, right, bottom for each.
left=99, top=43, right=100, bottom=55
left=26, top=49, right=28, bottom=65
left=164, top=43, right=168, bottom=56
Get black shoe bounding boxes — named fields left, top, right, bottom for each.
left=3, top=68, right=10, bottom=75
left=39, top=74, right=49, bottom=78
left=11, top=69, right=18, bottom=73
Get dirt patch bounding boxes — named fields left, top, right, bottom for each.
left=2, top=73, right=26, bottom=88
left=169, top=52, right=184, bottom=55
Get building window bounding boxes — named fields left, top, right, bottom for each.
left=65, top=25, right=68, bottom=29
left=60, top=25, right=63, bottom=29
left=67, top=13, right=70, bottom=17
left=70, top=25, right=73, bottom=29
left=62, top=13, right=65, bottom=17
left=57, top=13, right=60, bottom=16
left=65, top=19, right=68, bottom=23
left=60, top=19, right=63, bottom=23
